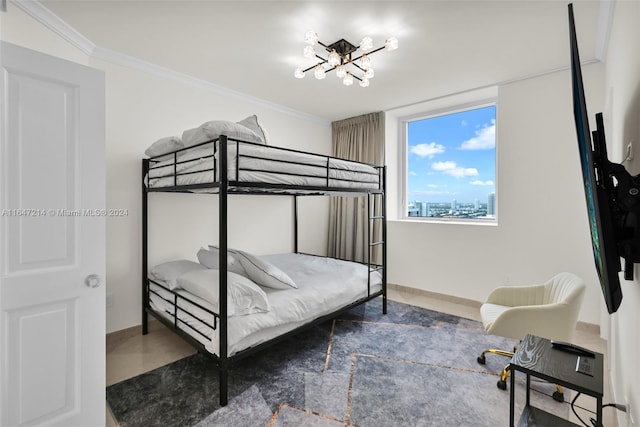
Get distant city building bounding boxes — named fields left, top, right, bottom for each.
left=487, top=193, right=495, bottom=217
left=408, top=201, right=429, bottom=217
left=417, top=201, right=428, bottom=217
left=407, top=198, right=492, bottom=220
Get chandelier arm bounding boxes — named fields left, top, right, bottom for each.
left=301, top=64, right=317, bottom=73
left=300, top=54, right=329, bottom=75
left=350, top=45, right=386, bottom=63
left=351, top=62, right=366, bottom=72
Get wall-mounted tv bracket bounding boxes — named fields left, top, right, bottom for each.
left=605, top=160, right=640, bottom=280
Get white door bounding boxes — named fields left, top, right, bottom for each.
left=0, top=42, right=105, bottom=426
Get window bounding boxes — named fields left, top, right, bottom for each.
left=404, top=103, right=496, bottom=221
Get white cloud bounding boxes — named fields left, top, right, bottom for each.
left=431, top=161, right=456, bottom=171
left=409, top=171, right=417, bottom=176
left=460, top=120, right=495, bottom=150
left=410, top=142, right=445, bottom=158
left=432, top=161, right=479, bottom=178
left=470, top=180, right=494, bottom=186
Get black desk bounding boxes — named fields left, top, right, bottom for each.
left=509, top=333, right=604, bottom=426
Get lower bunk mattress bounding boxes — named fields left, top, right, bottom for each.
left=148, top=253, right=382, bottom=357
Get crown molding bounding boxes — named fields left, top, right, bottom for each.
left=10, top=0, right=329, bottom=127
left=91, top=45, right=329, bottom=126
left=10, top=0, right=95, bottom=55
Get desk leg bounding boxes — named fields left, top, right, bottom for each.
left=510, top=365, right=515, bottom=426
left=526, top=374, right=530, bottom=406
left=596, top=396, right=602, bottom=427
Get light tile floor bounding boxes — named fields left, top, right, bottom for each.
left=106, top=286, right=618, bottom=426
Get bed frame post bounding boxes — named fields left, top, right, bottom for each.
left=218, top=136, right=229, bottom=406
left=293, top=195, right=298, bottom=254
left=142, top=159, right=149, bottom=334
left=382, top=166, right=388, bottom=315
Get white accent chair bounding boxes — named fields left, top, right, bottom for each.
left=477, top=272, right=586, bottom=400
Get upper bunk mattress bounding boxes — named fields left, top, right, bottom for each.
left=145, top=140, right=382, bottom=191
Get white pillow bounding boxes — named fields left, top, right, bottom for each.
left=236, top=250, right=297, bottom=290
left=145, top=136, right=184, bottom=157
left=207, top=245, right=247, bottom=277
left=149, top=259, right=206, bottom=290
left=236, top=115, right=268, bottom=145
left=197, top=247, right=235, bottom=269
left=182, top=120, right=264, bottom=147
left=177, top=269, right=270, bottom=316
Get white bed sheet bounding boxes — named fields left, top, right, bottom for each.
left=146, top=142, right=381, bottom=190
left=148, top=253, right=382, bottom=356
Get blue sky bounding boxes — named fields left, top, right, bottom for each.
left=407, top=105, right=496, bottom=204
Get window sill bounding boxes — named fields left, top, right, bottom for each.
left=390, top=217, right=498, bottom=227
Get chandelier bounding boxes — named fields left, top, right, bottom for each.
left=294, top=31, right=398, bottom=88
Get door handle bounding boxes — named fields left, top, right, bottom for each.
left=84, top=274, right=102, bottom=288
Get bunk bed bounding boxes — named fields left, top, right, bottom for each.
left=142, top=133, right=387, bottom=406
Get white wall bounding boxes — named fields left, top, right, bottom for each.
left=99, top=59, right=331, bottom=332
left=385, top=65, right=606, bottom=326
left=603, top=1, right=640, bottom=424
left=0, top=5, right=90, bottom=65
left=0, top=6, right=332, bottom=334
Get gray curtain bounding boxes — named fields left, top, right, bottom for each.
left=328, top=112, right=385, bottom=264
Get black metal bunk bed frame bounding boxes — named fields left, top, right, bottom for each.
left=141, top=135, right=387, bottom=406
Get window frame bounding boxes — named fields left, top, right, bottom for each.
left=399, top=98, right=498, bottom=225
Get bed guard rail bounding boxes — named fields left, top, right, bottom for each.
left=144, top=136, right=384, bottom=193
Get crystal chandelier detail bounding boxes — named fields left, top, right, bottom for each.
left=294, top=31, right=398, bottom=88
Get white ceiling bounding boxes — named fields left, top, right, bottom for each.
left=39, top=0, right=604, bottom=122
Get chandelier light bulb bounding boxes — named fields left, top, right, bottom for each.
left=314, top=64, right=326, bottom=80
left=360, top=54, right=371, bottom=70
left=364, top=68, right=375, bottom=79
left=343, top=72, right=354, bottom=86
left=294, top=68, right=305, bottom=79
left=359, top=78, right=370, bottom=88
left=304, top=45, right=316, bottom=59
left=385, top=37, right=398, bottom=51
left=328, top=50, right=341, bottom=67
left=359, top=36, right=373, bottom=52
left=304, top=30, right=319, bottom=45
left=335, top=65, right=346, bottom=78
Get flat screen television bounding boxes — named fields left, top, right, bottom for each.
left=568, top=3, right=640, bottom=313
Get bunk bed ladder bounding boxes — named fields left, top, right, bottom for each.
left=367, top=169, right=387, bottom=314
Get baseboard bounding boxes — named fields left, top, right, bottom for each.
left=108, top=286, right=600, bottom=342
left=576, top=320, right=600, bottom=335
left=106, top=324, right=142, bottom=353
left=106, top=319, right=162, bottom=353
left=388, top=283, right=482, bottom=309
left=388, top=283, right=600, bottom=335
